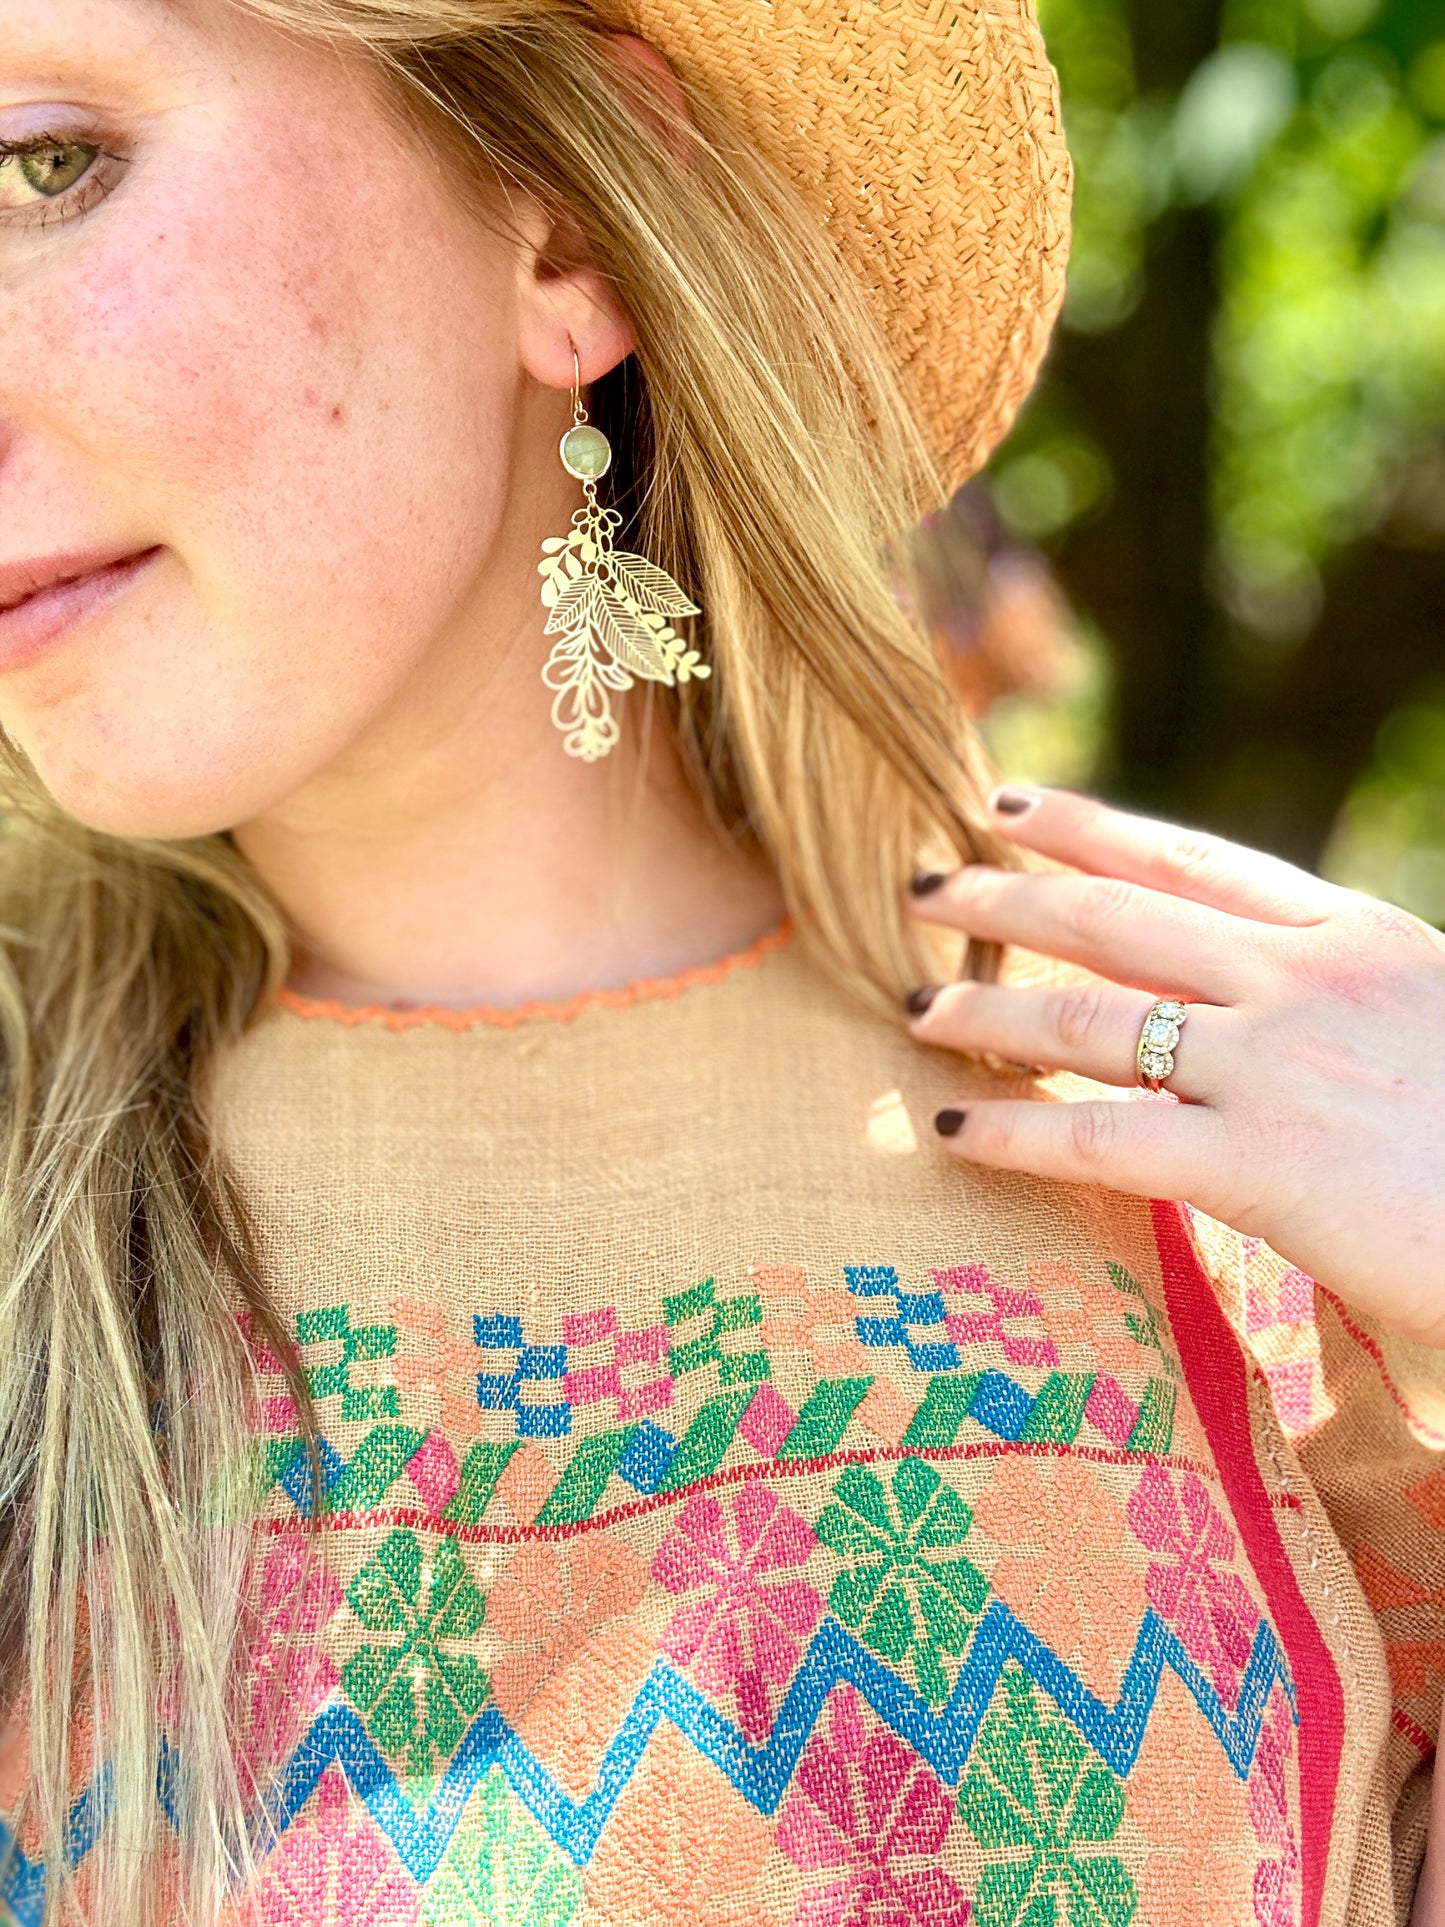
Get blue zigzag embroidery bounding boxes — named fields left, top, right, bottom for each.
left=0, top=1598, right=1296, bottom=1924
left=0, top=1770, right=108, bottom=1927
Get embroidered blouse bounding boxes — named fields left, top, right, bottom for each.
left=1, top=923, right=1441, bottom=1926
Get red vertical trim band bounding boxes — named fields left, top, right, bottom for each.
left=1151, top=1199, right=1344, bottom=1927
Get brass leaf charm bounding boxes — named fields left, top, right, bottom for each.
left=538, top=503, right=707, bottom=761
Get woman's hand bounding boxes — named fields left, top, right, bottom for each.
left=906, top=785, right=1445, bottom=1347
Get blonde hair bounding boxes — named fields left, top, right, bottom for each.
left=0, top=2, right=1013, bottom=1919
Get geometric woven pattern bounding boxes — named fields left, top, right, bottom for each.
left=7, top=926, right=1439, bottom=1924
left=1, top=1222, right=1315, bottom=1927
left=1, top=1591, right=1297, bottom=1924
left=249, top=1260, right=1181, bottom=1534
left=10, top=1191, right=1439, bottom=1925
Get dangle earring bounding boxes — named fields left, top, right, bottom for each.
left=538, top=347, right=707, bottom=762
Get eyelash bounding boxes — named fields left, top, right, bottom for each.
left=0, top=133, right=129, bottom=232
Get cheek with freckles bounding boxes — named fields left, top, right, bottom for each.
left=0, top=59, right=519, bottom=836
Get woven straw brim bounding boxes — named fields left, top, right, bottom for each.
left=626, top=0, right=1072, bottom=489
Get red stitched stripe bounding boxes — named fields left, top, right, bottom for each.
left=255, top=1433, right=1220, bottom=1543
left=1153, top=1199, right=1344, bottom=1927
left=1392, top=1706, right=1437, bottom=1757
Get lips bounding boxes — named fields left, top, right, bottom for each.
left=0, top=545, right=159, bottom=613
left=0, top=546, right=163, bottom=673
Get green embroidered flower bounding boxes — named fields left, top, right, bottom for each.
left=958, top=1665, right=1137, bottom=1927
left=814, top=1454, right=988, bottom=1706
left=422, top=1768, right=582, bottom=1925
left=341, top=1529, right=489, bottom=1780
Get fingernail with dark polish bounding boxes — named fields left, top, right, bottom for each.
left=909, top=871, right=949, bottom=897
left=934, top=1109, right=967, bottom=1138
left=991, top=787, right=1040, bottom=817
left=906, top=985, right=939, bottom=1016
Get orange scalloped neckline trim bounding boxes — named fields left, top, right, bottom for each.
left=272, top=917, right=795, bottom=1033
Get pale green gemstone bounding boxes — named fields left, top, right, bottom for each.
left=559, top=423, right=613, bottom=480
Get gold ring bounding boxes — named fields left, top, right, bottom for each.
left=1136, top=999, right=1188, bottom=1091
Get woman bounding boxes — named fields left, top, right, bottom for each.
left=0, top=0, right=1440, bottom=1921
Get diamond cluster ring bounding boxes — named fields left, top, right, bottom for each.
left=1136, top=999, right=1188, bottom=1091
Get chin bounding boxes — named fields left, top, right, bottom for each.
left=6, top=678, right=355, bottom=841
left=14, top=741, right=277, bottom=845
left=44, top=790, right=246, bottom=845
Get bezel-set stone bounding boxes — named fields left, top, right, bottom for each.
left=1154, top=1000, right=1187, bottom=1023
left=1139, top=1048, right=1174, bottom=1081
left=1142, top=1014, right=1180, bottom=1049
left=559, top=423, right=613, bottom=480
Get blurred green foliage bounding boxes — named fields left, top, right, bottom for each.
left=1326, top=680, right=1445, bottom=918
left=979, top=0, right=1445, bottom=920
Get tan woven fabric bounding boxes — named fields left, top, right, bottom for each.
left=626, top=0, right=1072, bottom=485
left=1190, top=1213, right=1445, bottom=1923
left=2, top=927, right=1437, bottom=1925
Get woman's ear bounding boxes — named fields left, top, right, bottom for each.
left=514, top=34, right=690, bottom=393
left=513, top=199, right=635, bottom=394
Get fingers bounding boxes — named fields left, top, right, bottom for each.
left=932, top=1092, right=1224, bottom=1199
left=985, top=785, right=1340, bottom=927
left=908, top=864, right=1256, bottom=1004
left=908, top=979, right=1229, bottom=1099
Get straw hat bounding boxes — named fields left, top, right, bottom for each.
left=628, top=0, right=1072, bottom=488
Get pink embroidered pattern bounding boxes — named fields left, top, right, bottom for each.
left=777, top=1685, right=971, bottom=1926
left=403, top=1433, right=461, bottom=1516
left=1084, top=1375, right=1147, bottom=1449
left=1244, top=1263, right=1316, bottom=1337
left=237, top=1767, right=420, bottom=1926
left=1248, top=1691, right=1301, bottom=1926
left=243, top=1542, right=344, bottom=1783
left=1127, top=1463, right=1260, bottom=1709
left=934, top=1264, right=1058, bottom=1369
left=739, top=1381, right=802, bottom=1456
left=238, top=1309, right=302, bottom=1436
left=652, top=1481, right=825, bottom=1742
left=561, top=1305, right=674, bottom=1422
left=1239, top=1245, right=1326, bottom=1440
left=1183, top=1210, right=1333, bottom=1443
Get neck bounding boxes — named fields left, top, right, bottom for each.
left=232, top=377, right=783, bottom=1011
left=232, top=663, right=783, bottom=1016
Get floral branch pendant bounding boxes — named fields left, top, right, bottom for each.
left=538, top=421, right=707, bottom=762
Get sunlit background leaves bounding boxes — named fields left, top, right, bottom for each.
left=919, top=0, right=1445, bottom=922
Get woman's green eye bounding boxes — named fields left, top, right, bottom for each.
left=18, top=142, right=96, bottom=198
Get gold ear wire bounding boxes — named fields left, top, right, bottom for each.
left=536, top=351, right=708, bottom=762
